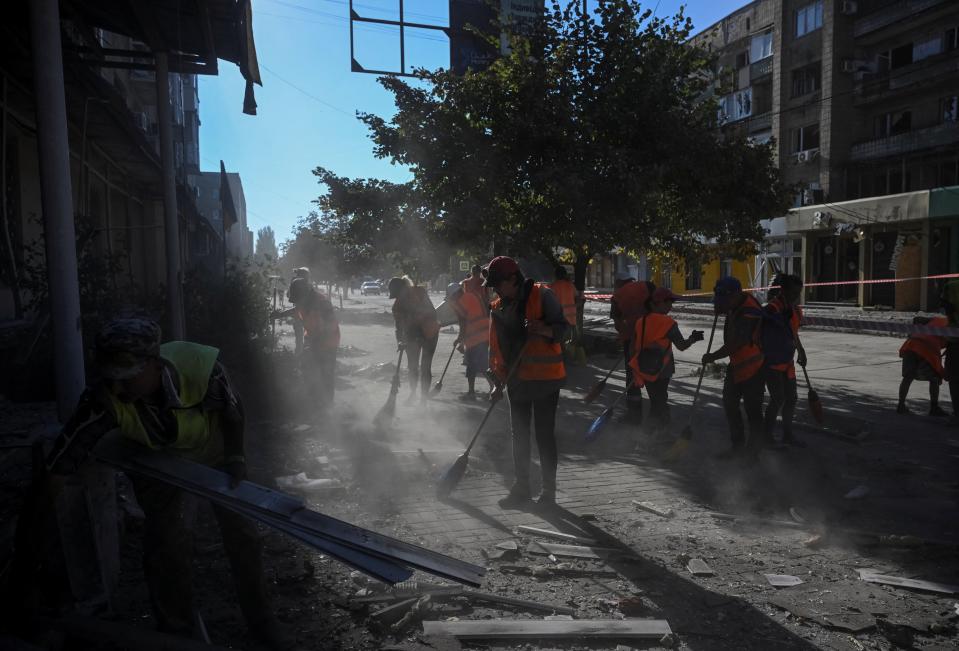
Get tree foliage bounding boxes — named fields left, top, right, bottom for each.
left=359, top=0, right=792, bottom=286
left=255, top=226, right=279, bottom=264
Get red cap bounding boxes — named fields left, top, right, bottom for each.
left=652, top=288, right=681, bottom=303
left=483, top=256, right=520, bottom=286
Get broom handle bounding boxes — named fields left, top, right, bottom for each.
left=437, top=343, right=456, bottom=383
left=687, top=312, right=720, bottom=425
left=600, top=356, right=624, bottom=383
left=390, top=347, right=405, bottom=394
left=463, top=340, right=531, bottom=456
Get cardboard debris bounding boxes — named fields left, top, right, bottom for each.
left=516, top=525, right=598, bottom=546
left=631, top=501, right=674, bottom=518
left=764, top=574, right=804, bottom=588
left=422, top=618, right=672, bottom=640
left=857, top=569, right=959, bottom=595
left=686, top=559, right=715, bottom=577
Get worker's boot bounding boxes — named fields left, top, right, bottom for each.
left=929, top=404, right=948, bottom=418
left=896, top=402, right=912, bottom=415
left=498, top=486, right=531, bottom=509
left=536, top=485, right=556, bottom=507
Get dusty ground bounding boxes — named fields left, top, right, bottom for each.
left=1, top=291, right=958, bottom=650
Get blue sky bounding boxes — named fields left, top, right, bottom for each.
left=199, top=1, right=747, bottom=244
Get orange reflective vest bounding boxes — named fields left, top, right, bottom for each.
left=766, top=297, right=802, bottom=379
left=489, top=284, right=566, bottom=383
left=296, top=292, right=341, bottom=351
left=453, top=290, right=489, bottom=350
left=628, top=313, right=675, bottom=387
left=549, top=279, right=577, bottom=326
left=899, top=316, right=947, bottom=378
left=727, top=294, right=764, bottom=384
left=611, top=281, right=651, bottom=341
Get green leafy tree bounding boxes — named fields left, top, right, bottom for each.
left=254, top=226, right=279, bottom=264
left=359, top=0, right=791, bottom=292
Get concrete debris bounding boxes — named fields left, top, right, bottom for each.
left=482, top=547, right=520, bottom=562
left=844, top=485, right=870, bottom=499
left=686, top=558, right=715, bottom=577
left=764, top=574, right=803, bottom=587
left=769, top=597, right=876, bottom=633
left=659, top=632, right=677, bottom=648
left=528, top=541, right=623, bottom=560
left=631, top=501, right=674, bottom=518
left=391, top=595, right=431, bottom=633
left=274, top=472, right=343, bottom=493
left=857, top=569, right=959, bottom=594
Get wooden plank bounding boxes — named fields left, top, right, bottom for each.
left=527, top=542, right=623, bottom=560
left=423, top=619, right=671, bottom=640
left=463, top=590, right=576, bottom=616
left=631, top=501, right=674, bottom=518
left=857, top=569, right=959, bottom=595
left=516, top=526, right=598, bottom=546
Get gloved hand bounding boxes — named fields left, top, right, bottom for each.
left=689, top=330, right=705, bottom=343
left=702, top=352, right=715, bottom=365
left=489, top=385, right=503, bottom=403
left=457, top=342, right=465, bottom=353
left=797, top=349, right=808, bottom=368
left=224, top=457, right=247, bottom=489
left=397, top=341, right=406, bottom=352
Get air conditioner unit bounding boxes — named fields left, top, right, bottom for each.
left=841, top=59, right=857, bottom=73
left=797, top=150, right=810, bottom=163
left=841, top=0, right=858, bottom=15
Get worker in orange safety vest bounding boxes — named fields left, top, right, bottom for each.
left=762, top=273, right=808, bottom=447
left=628, top=288, right=703, bottom=442
left=389, top=276, right=440, bottom=402
left=610, top=273, right=655, bottom=425
left=486, top=256, right=567, bottom=509
left=447, top=282, right=491, bottom=400
left=898, top=312, right=949, bottom=417
left=702, top=277, right=765, bottom=461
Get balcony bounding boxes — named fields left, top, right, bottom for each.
left=750, top=56, right=773, bottom=81
left=849, top=121, right=959, bottom=161
left=748, top=111, right=772, bottom=132
left=855, top=50, right=959, bottom=105
left=854, top=0, right=948, bottom=38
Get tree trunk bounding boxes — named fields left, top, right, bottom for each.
left=574, top=252, right=589, bottom=342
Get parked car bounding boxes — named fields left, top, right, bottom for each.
left=361, top=281, right=381, bottom=296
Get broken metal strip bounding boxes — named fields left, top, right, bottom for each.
left=93, top=438, right=485, bottom=586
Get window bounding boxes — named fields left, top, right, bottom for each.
left=874, top=110, right=911, bottom=138
left=736, top=50, right=750, bottom=69
left=793, top=123, right=820, bottom=152
left=720, top=259, right=733, bottom=279
left=913, top=36, right=942, bottom=62
left=661, top=263, right=672, bottom=289
left=750, top=31, right=773, bottom=61
left=718, top=88, right=753, bottom=122
left=791, top=63, right=821, bottom=97
left=685, top=261, right=702, bottom=291
left=796, top=1, right=823, bottom=38
left=890, top=43, right=913, bottom=69
left=942, top=96, right=958, bottom=123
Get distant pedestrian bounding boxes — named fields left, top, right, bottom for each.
left=288, top=267, right=311, bottom=354
left=629, top=288, right=703, bottom=442
left=389, top=276, right=440, bottom=401
left=702, top=277, right=765, bottom=461
left=485, top=256, right=567, bottom=508
left=762, top=274, right=808, bottom=446
left=447, top=282, right=490, bottom=401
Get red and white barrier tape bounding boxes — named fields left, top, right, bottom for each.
left=585, top=272, right=959, bottom=302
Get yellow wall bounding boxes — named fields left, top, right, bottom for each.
left=650, top=256, right=753, bottom=297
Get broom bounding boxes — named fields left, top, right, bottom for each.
left=431, top=342, right=458, bottom=395
left=663, top=312, right=720, bottom=462
left=373, top=346, right=405, bottom=428
left=435, top=342, right=529, bottom=498
left=583, top=356, right=624, bottom=404
left=584, top=389, right=628, bottom=441
left=800, top=364, right=824, bottom=425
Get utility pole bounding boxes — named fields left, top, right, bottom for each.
left=29, top=0, right=85, bottom=421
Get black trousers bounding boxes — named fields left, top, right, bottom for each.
left=130, top=475, right=272, bottom=635
left=302, top=343, right=336, bottom=407
left=764, top=366, right=798, bottom=441
left=507, top=390, right=560, bottom=495
left=623, top=343, right=643, bottom=422
left=946, top=342, right=959, bottom=414
left=644, top=376, right=670, bottom=432
left=406, top=334, right=438, bottom=394
left=723, top=371, right=765, bottom=452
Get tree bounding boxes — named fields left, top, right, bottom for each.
left=359, top=0, right=792, bottom=292
left=255, top=226, right=278, bottom=264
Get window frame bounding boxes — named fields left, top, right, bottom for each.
left=794, top=123, right=820, bottom=152
left=795, top=0, right=823, bottom=38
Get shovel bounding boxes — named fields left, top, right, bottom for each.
left=583, top=356, right=624, bottom=404
left=584, top=389, right=628, bottom=442
left=800, top=364, right=824, bottom=424
left=431, top=342, right=458, bottom=396
left=436, top=342, right=529, bottom=498
left=373, top=346, right=405, bottom=428
left=663, top=312, right=720, bottom=462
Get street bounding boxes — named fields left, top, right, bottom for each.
left=231, top=292, right=959, bottom=649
